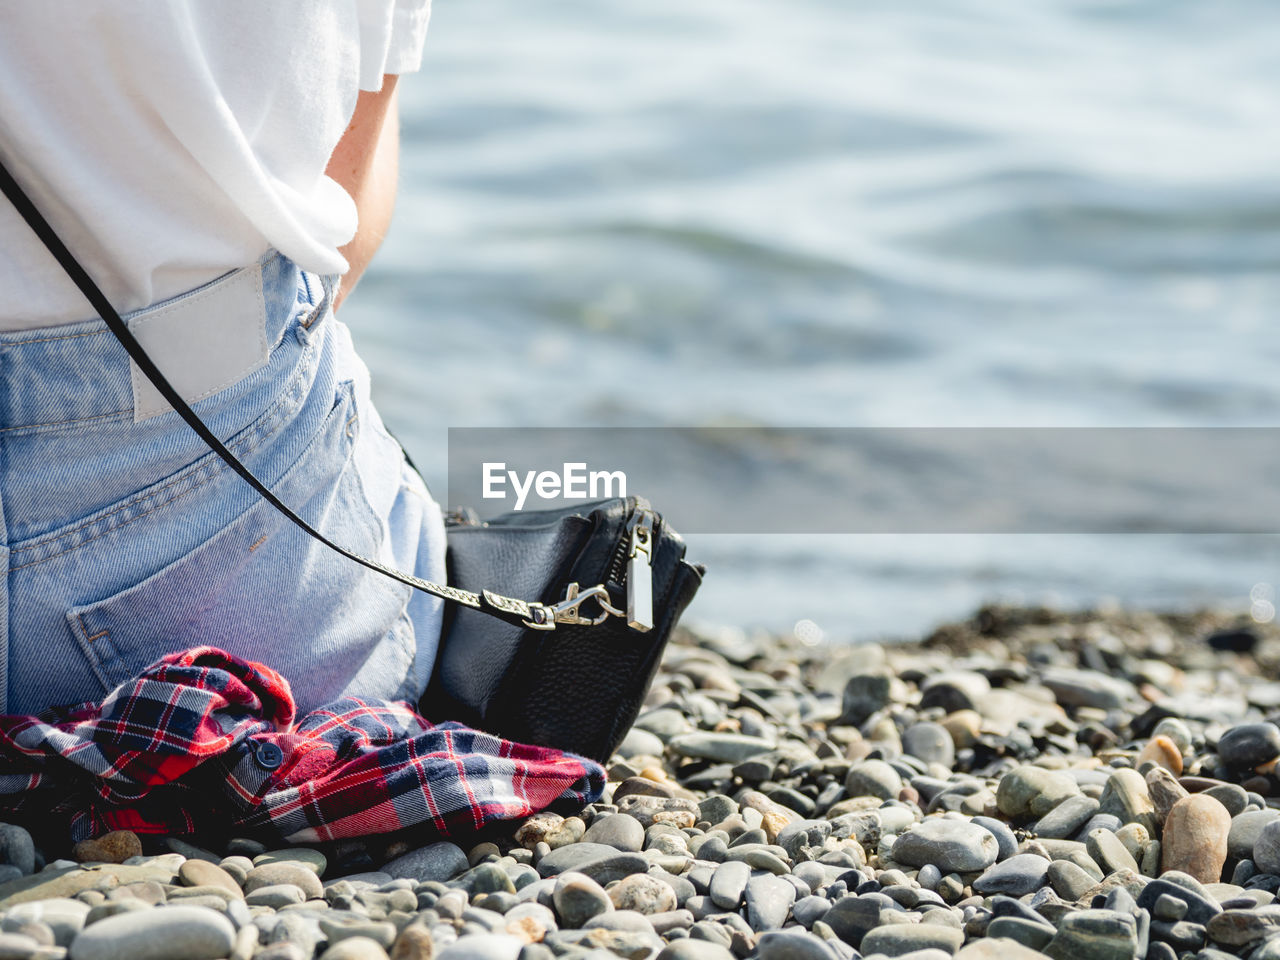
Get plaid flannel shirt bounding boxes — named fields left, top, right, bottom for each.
left=0, top=647, right=604, bottom=843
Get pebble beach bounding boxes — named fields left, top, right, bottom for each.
left=2, top=604, right=1280, bottom=960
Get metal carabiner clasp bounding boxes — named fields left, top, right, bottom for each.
left=555, top=582, right=625, bottom=625
left=521, top=582, right=625, bottom=631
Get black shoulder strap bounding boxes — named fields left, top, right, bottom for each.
left=0, top=154, right=557, bottom=630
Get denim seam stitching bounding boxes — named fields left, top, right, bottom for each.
left=0, top=409, right=131, bottom=435
left=12, top=400, right=278, bottom=559
left=9, top=432, right=274, bottom=573
left=10, top=337, right=316, bottom=560
left=6, top=329, right=110, bottom=346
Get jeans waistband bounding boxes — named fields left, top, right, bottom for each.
left=0, top=251, right=313, bottom=432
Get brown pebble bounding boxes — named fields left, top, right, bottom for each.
left=390, top=925, right=434, bottom=960
left=514, top=812, right=565, bottom=850
left=760, top=810, right=789, bottom=844
left=613, top=776, right=677, bottom=800
left=179, top=859, right=244, bottom=896
left=1146, top=766, right=1190, bottom=825
left=941, top=710, right=983, bottom=749
left=505, top=915, right=546, bottom=944
left=1138, top=735, right=1183, bottom=775
left=73, top=830, right=142, bottom=864
left=1161, top=793, right=1230, bottom=883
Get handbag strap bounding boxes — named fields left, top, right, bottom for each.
left=0, top=155, right=616, bottom=632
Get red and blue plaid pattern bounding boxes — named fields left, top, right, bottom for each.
left=0, top=647, right=604, bottom=842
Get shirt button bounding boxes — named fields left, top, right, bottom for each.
left=254, top=741, right=284, bottom=770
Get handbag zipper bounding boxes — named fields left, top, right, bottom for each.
left=605, top=502, right=655, bottom=632
left=624, top=509, right=655, bottom=631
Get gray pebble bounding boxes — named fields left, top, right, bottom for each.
left=902, top=723, right=955, bottom=768
left=970, top=817, right=1018, bottom=862
left=844, top=761, right=902, bottom=801
left=708, top=861, right=750, bottom=910
left=580, top=815, right=644, bottom=853
left=892, top=819, right=998, bottom=873
left=744, top=874, right=795, bottom=931
left=1252, top=819, right=1280, bottom=875
left=973, top=854, right=1051, bottom=896
left=860, top=924, right=963, bottom=957
left=1230, top=810, right=1280, bottom=860
left=757, top=930, right=843, bottom=960
left=1048, top=859, right=1099, bottom=901
left=0, top=825, right=36, bottom=876
left=1035, top=796, right=1101, bottom=840
left=383, top=843, right=469, bottom=884
left=552, top=872, right=612, bottom=928
left=245, top=883, right=306, bottom=908
left=68, top=906, right=235, bottom=960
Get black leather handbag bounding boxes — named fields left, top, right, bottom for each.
left=0, top=157, right=703, bottom=763
left=429, top=497, right=703, bottom=761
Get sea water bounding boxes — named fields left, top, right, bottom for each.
left=344, top=0, right=1280, bottom=639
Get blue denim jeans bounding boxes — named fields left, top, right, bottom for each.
left=0, top=252, right=445, bottom=715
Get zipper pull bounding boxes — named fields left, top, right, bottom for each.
left=625, top=510, right=655, bottom=632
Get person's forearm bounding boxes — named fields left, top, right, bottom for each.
left=326, top=78, right=401, bottom=312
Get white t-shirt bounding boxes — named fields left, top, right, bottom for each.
left=0, top=1, right=431, bottom=330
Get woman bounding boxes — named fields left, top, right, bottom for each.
left=0, top=2, right=445, bottom=715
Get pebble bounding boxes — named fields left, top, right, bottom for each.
left=920, top=671, right=990, bottom=713
left=1161, top=794, right=1230, bottom=882
left=71, top=831, right=142, bottom=865
left=254, top=848, right=327, bottom=876
left=608, top=875, right=677, bottom=915
left=972, top=854, right=1051, bottom=896
left=1252, top=819, right=1280, bottom=875
left=844, top=761, right=902, bottom=801
left=1097, top=768, right=1157, bottom=834
left=243, top=862, right=324, bottom=900
left=743, top=875, right=795, bottom=931
left=902, top=723, right=955, bottom=768
left=708, top=862, right=750, bottom=910
left=1043, top=909, right=1137, bottom=960
left=435, top=934, right=523, bottom=960
left=860, top=924, right=964, bottom=957
left=178, top=860, right=243, bottom=897
left=383, top=843, right=469, bottom=883
left=580, top=815, right=644, bottom=853
left=553, top=873, right=613, bottom=928
left=67, top=905, right=235, bottom=960
left=1216, top=723, right=1280, bottom=769
left=892, top=819, right=999, bottom=873
left=1033, top=795, right=1100, bottom=840
left=757, top=930, right=842, bottom=960
left=656, top=939, right=736, bottom=960
left=996, top=767, right=1080, bottom=819
left=1229, top=809, right=1280, bottom=860
left=969, top=818, right=1017, bottom=862
left=668, top=733, right=776, bottom=763
left=0, top=826, right=35, bottom=877
left=1137, top=736, right=1183, bottom=775
left=319, top=937, right=391, bottom=960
